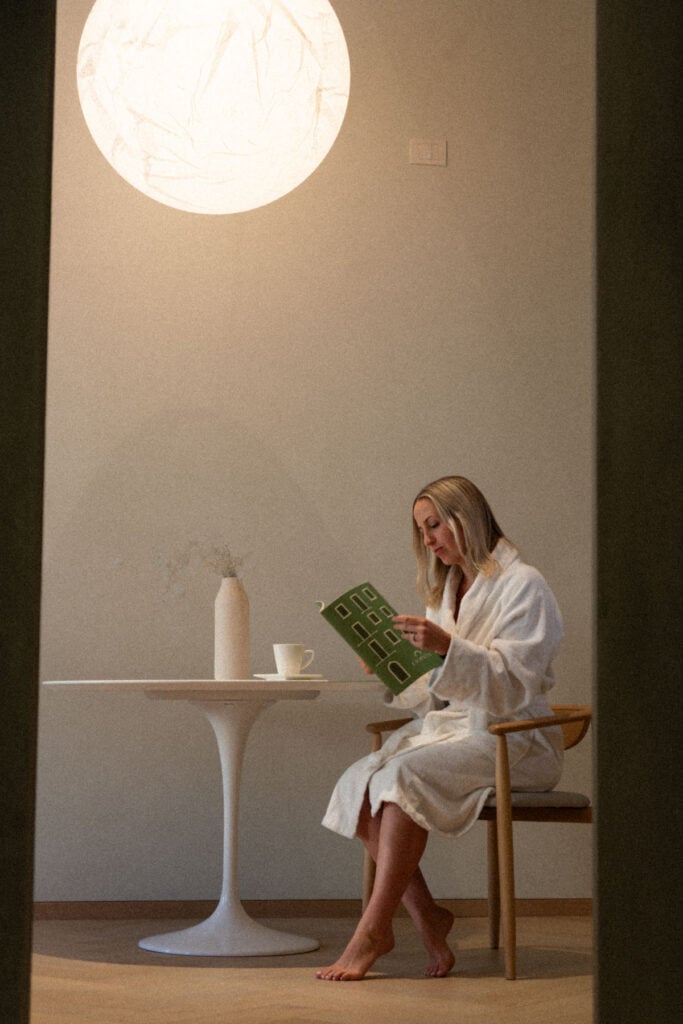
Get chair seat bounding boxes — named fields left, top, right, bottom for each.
left=485, top=790, right=591, bottom=808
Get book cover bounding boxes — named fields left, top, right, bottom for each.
left=318, top=581, right=443, bottom=694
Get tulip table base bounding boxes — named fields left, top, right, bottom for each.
left=43, top=679, right=382, bottom=957
left=138, top=895, right=319, bottom=956
left=138, top=696, right=319, bottom=956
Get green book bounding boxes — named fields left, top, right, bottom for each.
left=318, top=581, right=443, bottom=694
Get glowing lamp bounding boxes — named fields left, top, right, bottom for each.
left=77, top=0, right=350, bottom=214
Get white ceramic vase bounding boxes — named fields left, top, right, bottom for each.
left=214, top=576, right=250, bottom=680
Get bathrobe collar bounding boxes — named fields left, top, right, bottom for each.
left=442, top=538, right=519, bottom=637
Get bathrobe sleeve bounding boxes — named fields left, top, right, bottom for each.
left=428, top=564, right=563, bottom=717
left=385, top=604, right=449, bottom=716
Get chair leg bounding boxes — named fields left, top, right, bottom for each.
left=487, top=818, right=500, bottom=949
left=362, top=848, right=376, bottom=910
left=495, top=737, right=517, bottom=980
left=362, top=731, right=384, bottom=910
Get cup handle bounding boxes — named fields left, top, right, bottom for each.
left=301, top=649, right=315, bottom=671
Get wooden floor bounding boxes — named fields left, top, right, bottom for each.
left=31, top=914, right=593, bottom=1024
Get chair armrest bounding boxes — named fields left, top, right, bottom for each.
left=369, top=708, right=592, bottom=739
left=365, top=717, right=413, bottom=737
left=367, top=706, right=592, bottom=755
left=488, top=707, right=592, bottom=737
left=365, top=717, right=412, bottom=753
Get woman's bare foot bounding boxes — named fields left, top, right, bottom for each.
left=419, top=904, right=456, bottom=977
left=316, top=924, right=395, bottom=981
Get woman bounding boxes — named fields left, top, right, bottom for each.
left=317, top=476, right=564, bottom=981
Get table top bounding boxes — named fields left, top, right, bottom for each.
left=42, top=679, right=384, bottom=701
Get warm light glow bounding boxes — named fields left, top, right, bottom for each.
left=77, top=0, right=350, bottom=214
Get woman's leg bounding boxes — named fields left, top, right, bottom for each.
left=399, top=869, right=456, bottom=977
left=316, top=798, right=453, bottom=980
left=316, top=799, right=425, bottom=980
left=356, top=793, right=455, bottom=977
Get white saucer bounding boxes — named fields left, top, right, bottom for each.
left=254, top=673, right=325, bottom=681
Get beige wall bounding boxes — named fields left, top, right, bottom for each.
left=35, top=0, right=594, bottom=902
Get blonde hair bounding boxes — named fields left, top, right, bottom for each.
left=412, top=476, right=505, bottom=607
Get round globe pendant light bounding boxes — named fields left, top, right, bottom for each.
left=77, top=0, right=350, bottom=214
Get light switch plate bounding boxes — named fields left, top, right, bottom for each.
left=409, top=139, right=448, bottom=166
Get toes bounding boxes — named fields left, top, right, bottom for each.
left=424, top=956, right=455, bottom=978
left=316, top=968, right=356, bottom=981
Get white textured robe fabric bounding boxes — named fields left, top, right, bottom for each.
left=322, top=539, right=564, bottom=839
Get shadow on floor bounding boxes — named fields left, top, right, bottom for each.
left=32, top=917, right=593, bottom=980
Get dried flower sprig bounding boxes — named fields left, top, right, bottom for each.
left=163, top=540, right=245, bottom=597
left=200, top=543, right=244, bottom=578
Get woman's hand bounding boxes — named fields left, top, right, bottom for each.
left=393, top=615, right=451, bottom=657
left=358, top=658, right=374, bottom=676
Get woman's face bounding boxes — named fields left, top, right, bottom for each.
left=413, top=498, right=467, bottom=568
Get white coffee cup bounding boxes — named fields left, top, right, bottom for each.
left=273, top=643, right=315, bottom=678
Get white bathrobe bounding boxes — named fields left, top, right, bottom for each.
left=322, top=539, right=564, bottom=839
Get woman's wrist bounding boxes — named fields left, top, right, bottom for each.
left=436, top=632, right=451, bottom=657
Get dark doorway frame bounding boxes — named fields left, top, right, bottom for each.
left=2, top=3, right=681, bottom=1021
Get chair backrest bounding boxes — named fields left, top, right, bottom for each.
left=551, top=704, right=592, bottom=751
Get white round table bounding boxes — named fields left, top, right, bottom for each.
left=43, top=678, right=381, bottom=956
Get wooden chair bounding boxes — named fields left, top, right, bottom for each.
left=363, top=703, right=592, bottom=979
